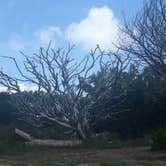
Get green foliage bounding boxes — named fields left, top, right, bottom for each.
left=100, top=161, right=113, bottom=166
left=0, top=92, right=15, bottom=125
left=0, top=65, right=166, bottom=140
left=100, top=161, right=127, bottom=166
left=81, top=137, right=149, bottom=149
left=91, top=66, right=166, bottom=138
left=14, top=121, right=72, bottom=140
left=151, top=128, right=166, bottom=150
left=80, top=139, right=126, bottom=149
left=0, top=125, right=25, bottom=153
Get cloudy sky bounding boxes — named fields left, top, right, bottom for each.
left=0, top=0, right=143, bottom=51
left=0, top=0, right=143, bottom=90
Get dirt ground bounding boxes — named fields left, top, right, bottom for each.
left=0, top=147, right=166, bottom=166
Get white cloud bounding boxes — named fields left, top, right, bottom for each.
left=35, top=26, right=62, bottom=45
left=29, top=85, right=39, bottom=92
left=0, top=86, right=8, bottom=92
left=19, top=83, right=28, bottom=91
left=66, top=6, right=121, bottom=50
left=6, top=6, right=122, bottom=54
left=0, top=84, right=46, bottom=93
left=0, top=83, right=27, bottom=93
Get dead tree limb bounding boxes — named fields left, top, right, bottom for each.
left=15, top=128, right=81, bottom=147
left=119, top=0, right=166, bottom=81
left=0, top=44, right=130, bottom=139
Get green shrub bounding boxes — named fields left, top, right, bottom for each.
left=0, top=125, right=25, bottom=153
left=151, top=128, right=166, bottom=150
left=79, top=139, right=125, bottom=149
left=100, top=161, right=113, bottom=166
left=14, top=122, right=71, bottom=140
left=100, top=160, right=127, bottom=166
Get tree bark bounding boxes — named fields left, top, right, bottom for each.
left=15, top=128, right=82, bottom=147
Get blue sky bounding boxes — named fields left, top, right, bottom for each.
left=0, top=0, right=143, bottom=51
left=0, top=0, right=143, bottom=90
left=0, top=0, right=142, bottom=32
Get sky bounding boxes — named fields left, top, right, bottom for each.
left=0, top=0, right=143, bottom=91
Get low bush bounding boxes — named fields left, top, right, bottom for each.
left=0, top=125, right=25, bottom=153
left=151, top=128, right=166, bottom=150
left=80, top=139, right=125, bottom=149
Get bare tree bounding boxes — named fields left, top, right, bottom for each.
left=119, top=0, right=166, bottom=81
left=0, top=43, right=129, bottom=139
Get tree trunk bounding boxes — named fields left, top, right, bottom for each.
left=15, top=128, right=82, bottom=147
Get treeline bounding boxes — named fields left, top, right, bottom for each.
left=0, top=0, right=166, bottom=140
left=91, top=65, right=166, bottom=138
left=1, top=65, right=166, bottom=139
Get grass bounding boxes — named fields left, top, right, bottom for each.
left=79, top=139, right=125, bottom=149
left=0, top=125, right=26, bottom=153
left=100, top=160, right=127, bottom=166
left=157, top=156, right=166, bottom=161
left=0, top=146, right=166, bottom=166
left=78, top=137, right=149, bottom=149
left=0, top=126, right=165, bottom=166
left=100, top=163, right=127, bottom=166
left=0, top=125, right=165, bottom=166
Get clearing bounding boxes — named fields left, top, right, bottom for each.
left=0, top=147, right=166, bottom=166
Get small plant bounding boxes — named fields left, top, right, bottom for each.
left=79, top=139, right=126, bottom=149
left=0, top=125, right=25, bottom=153
left=151, top=128, right=166, bottom=150
left=100, top=161, right=113, bottom=166
left=100, top=160, right=127, bottom=166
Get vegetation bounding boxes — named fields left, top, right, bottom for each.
left=0, top=1, right=166, bottom=166
left=151, top=128, right=166, bottom=150
left=0, top=45, right=131, bottom=139
left=0, top=125, right=25, bottom=153
left=0, top=147, right=166, bottom=166
left=0, top=64, right=166, bottom=142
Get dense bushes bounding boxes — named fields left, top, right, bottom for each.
left=91, top=66, right=166, bottom=138
left=0, top=125, right=24, bottom=153
left=14, top=122, right=72, bottom=140
left=0, top=66, right=166, bottom=142
left=151, top=128, right=166, bottom=150
left=0, top=93, right=15, bottom=125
